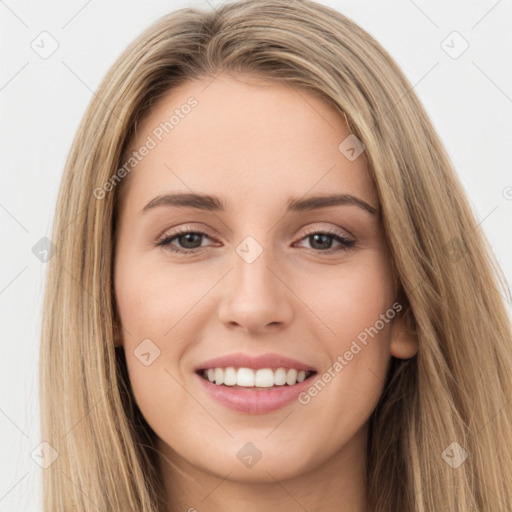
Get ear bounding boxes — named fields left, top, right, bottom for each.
left=389, top=307, right=419, bottom=359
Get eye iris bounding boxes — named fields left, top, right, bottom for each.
left=310, top=233, right=332, bottom=250
left=179, top=233, right=202, bottom=249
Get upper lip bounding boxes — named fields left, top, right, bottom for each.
left=196, top=352, right=317, bottom=372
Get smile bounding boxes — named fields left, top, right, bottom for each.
left=199, top=367, right=315, bottom=388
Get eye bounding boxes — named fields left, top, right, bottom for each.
left=156, top=228, right=214, bottom=254
left=155, top=226, right=355, bottom=255
left=294, top=228, right=355, bottom=254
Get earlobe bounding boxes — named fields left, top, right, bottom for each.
left=389, top=310, right=419, bottom=359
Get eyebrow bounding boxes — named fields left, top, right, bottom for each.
left=140, top=192, right=377, bottom=215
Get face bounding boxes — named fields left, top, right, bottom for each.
left=113, top=73, right=417, bottom=483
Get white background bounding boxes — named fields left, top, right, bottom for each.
left=0, top=0, right=511, bottom=510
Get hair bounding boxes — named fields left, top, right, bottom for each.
left=40, top=0, right=512, bottom=510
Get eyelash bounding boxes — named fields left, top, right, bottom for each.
left=155, top=226, right=356, bottom=255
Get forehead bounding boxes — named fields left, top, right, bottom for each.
left=121, top=73, right=376, bottom=212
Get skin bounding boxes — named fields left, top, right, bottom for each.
left=113, top=72, right=419, bottom=512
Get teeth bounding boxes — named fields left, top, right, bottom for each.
left=274, top=368, right=287, bottom=385
left=255, top=368, right=274, bottom=387
left=237, top=367, right=255, bottom=387
left=202, top=367, right=313, bottom=387
left=286, top=369, right=297, bottom=386
left=214, top=367, right=223, bottom=385
left=224, top=367, right=237, bottom=386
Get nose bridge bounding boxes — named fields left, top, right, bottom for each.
left=235, top=237, right=276, bottom=289
left=217, top=233, right=293, bottom=331
left=233, top=233, right=283, bottom=301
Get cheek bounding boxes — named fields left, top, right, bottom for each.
left=310, top=252, right=395, bottom=353
left=113, top=252, right=216, bottom=413
left=114, top=257, right=207, bottom=436
left=295, top=252, right=395, bottom=425
left=114, top=251, right=210, bottom=342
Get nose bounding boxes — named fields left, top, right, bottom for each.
left=217, top=245, right=294, bottom=335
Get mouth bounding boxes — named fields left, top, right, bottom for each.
left=196, top=367, right=318, bottom=390
left=195, top=365, right=318, bottom=414
left=194, top=352, right=319, bottom=412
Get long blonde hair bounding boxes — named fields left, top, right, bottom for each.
left=40, top=1, right=512, bottom=510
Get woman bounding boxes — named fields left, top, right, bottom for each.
left=40, top=0, right=512, bottom=510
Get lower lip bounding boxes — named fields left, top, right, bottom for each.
left=196, top=372, right=316, bottom=414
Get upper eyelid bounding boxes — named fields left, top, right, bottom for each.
left=158, top=220, right=354, bottom=237
left=156, top=224, right=214, bottom=242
